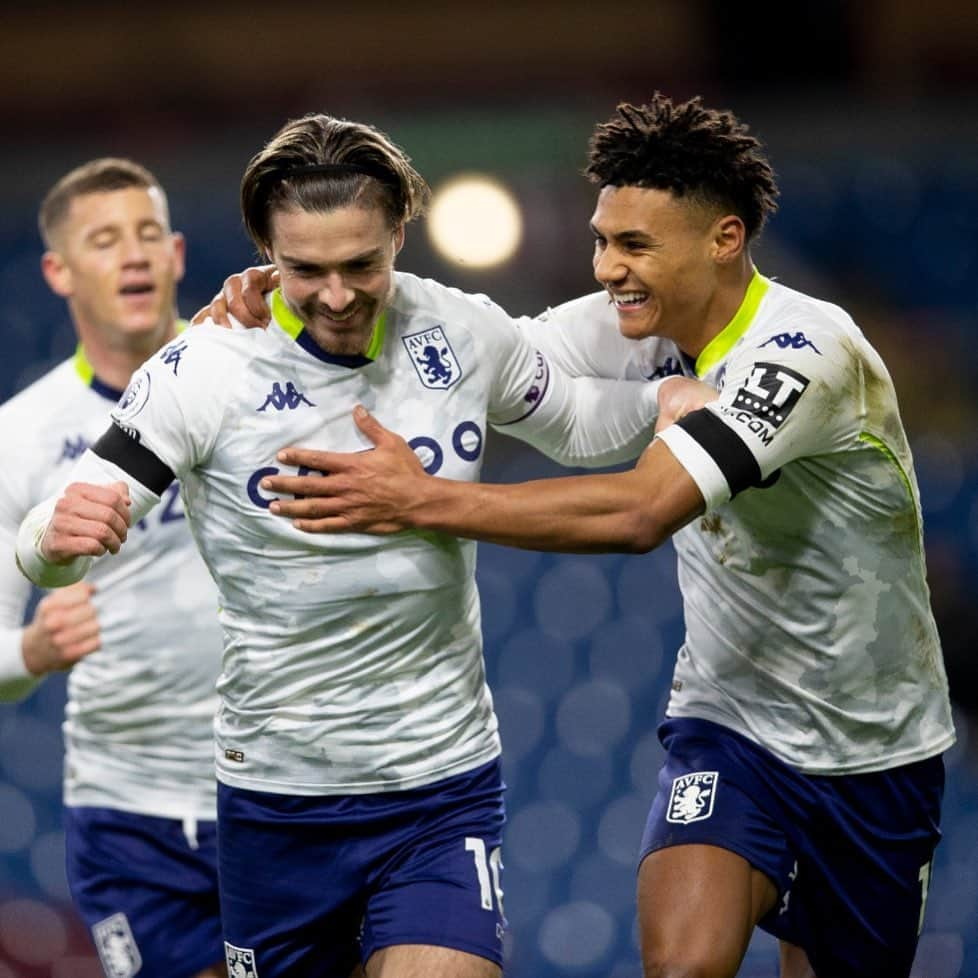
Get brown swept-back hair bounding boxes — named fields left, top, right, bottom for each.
left=586, top=92, right=780, bottom=240
left=240, top=113, right=430, bottom=254
left=39, top=158, right=166, bottom=249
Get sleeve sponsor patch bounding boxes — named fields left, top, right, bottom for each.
left=729, top=362, right=809, bottom=430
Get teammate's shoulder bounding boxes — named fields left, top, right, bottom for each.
left=147, top=320, right=264, bottom=375
left=177, top=319, right=266, bottom=347
left=0, top=358, right=83, bottom=430
left=748, top=277, right=866, bottom=360
left=535, top=291, right=612, bottom=323
left=391, top=271, right=508, bottom=322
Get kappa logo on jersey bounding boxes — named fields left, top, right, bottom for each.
left=646, top=356, right=684, bottom=381
left=113, top=369, right=152, bottom=424
left=730, top=362, right=809, bottom=431
left=760, top=332, right=821, bottom=355
left=225, top=942, right=259, bottom=978
left=91, top=912, right=142, bottom=978
left=666, top=771, right=718, bottom=824
left=257, top=381, right=316, bottom=412
left=402, top=326, right=461, bottom=390
left=159, top=339, right=188, bottom=375
left=58, top=434, right=89, bottom=463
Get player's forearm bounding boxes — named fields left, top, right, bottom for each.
left=0, top=627, right=42, bottom=701
left=410, top=467, right=667, bottom=554
left=15, top=496, right=94, bottom=587
left=0, top=531, right=38, bottom=692
left=15, top=448, right=162, bottom=588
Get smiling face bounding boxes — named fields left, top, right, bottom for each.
left=42, top=186, right=185, bottom=355
left=268, top=202, right=404, bottom=356
left=590, top=184, right=747, bottom=356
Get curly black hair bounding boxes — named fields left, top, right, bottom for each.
left=586, top=92, right=780, bottom=240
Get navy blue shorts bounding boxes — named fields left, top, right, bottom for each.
left=218, top=758, right=506, bottom=978
left=640, top=718, right=945, bottom=978
left=64, top=806, right=222, bottom=978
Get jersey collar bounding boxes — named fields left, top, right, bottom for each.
left=271, top=289, right=386, bottom=368
left=693, top=269, right=769, bottom=378
left=74, top=319, right=189, bottom=403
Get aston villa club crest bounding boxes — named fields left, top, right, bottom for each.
left=92, top=913, right=142, bottom=978
left=225, top=942, right=259, bottom=978
left=402, top=326, right=462, bottom=390
left=666, top=771, right=718, bottom=824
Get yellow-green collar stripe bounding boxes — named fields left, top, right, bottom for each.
left=695, top=270, right=769, bottom=378
left=73, top=319, right=189, bottom=384
left=73, top=344, right=94, bottom=384
left=271, top=288, right=386, bottom=358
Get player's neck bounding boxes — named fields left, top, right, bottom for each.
left=75, top=318, right=179, bottom=391
left=677, top=261, right=757, bottom=360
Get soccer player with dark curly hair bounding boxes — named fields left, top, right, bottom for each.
left=239, top=93, right=955, bottom=978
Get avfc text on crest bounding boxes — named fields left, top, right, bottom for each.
left=402, top=326, right=462, bottom=390
left=666, top=771, right=718, bottom=825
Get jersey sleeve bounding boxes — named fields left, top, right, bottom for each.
left=479, top=299, right=661, bottom=468
left=657, top=325, right=860, bottom=509
left=107, top=332, right=229, bottom=479
left=0, top=426, right=41, bottom=697
left=15, top=332, right=231, bottom=591
left=15, top=449, right=165, bottom=589
left=515, top=293, right=636, bottom=379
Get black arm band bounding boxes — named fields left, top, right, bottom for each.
left=676, top=410, right=761, bottom=498
left=91, top=423, right=176, bottom=495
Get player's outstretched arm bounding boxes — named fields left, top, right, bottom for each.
left=263, top=404, right=706, bottom=553
left=190, top=265, right=277, bottom=328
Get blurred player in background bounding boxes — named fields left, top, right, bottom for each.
left=0, top=159, right=226, bottom=977
left=14, top=114, right=671, bottom=978
left=248, top=94, right=955, bottom=978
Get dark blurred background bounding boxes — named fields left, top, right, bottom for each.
left=1, top=2, right=976, bottom=976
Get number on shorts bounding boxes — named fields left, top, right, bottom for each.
left=917, top=860, right=932, bottom=935
left=465, top=837, right=504, bottom=914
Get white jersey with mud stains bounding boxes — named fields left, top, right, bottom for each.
left=19, top=272, right=661, bottom=796
left=656, top=272, right=955, bottom=774
left=0, top=348, right=222, bottom=819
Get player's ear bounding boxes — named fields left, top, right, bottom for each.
left=170, top=231, right=187, bottom=285
left=712, top=215, right=745, bottom=265
left=392, top=223, right=405, bottom=256
left=41, top=250, right=73, bottom=298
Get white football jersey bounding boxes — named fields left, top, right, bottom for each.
left=20, top=272, right=661, bottom=796
left=0, top=347, right=222, bottom=819
left=517, top=291, right=684, bottom=383
left=657, top=272, right=955, bottom=774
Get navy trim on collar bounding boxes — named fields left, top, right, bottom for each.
left=89, top=376, right=126, bottom=402
left=296, top=329, right=374, bottom=368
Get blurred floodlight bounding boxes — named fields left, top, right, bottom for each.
left=427, top=174, right=523, bottom=268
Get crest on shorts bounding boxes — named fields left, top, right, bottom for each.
left=225, top=942, right=259, bottom=978
left=92, top=912, right=142, bottom=978
left=402, top=326, right=462, bottom=390
left=666, top=771, right=718, bottom=824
